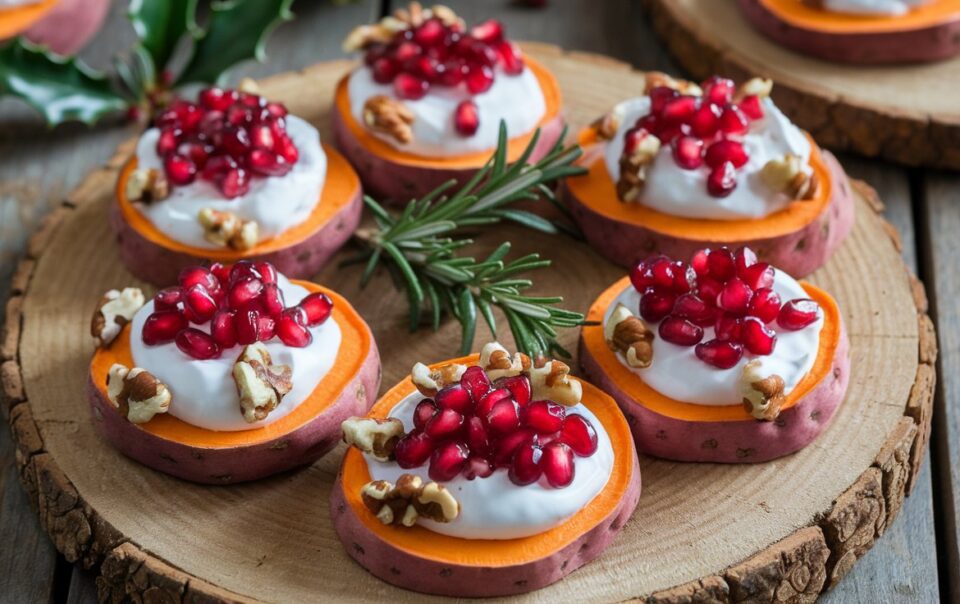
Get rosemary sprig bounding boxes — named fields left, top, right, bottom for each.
left=351, top=123, right=587, bottom=358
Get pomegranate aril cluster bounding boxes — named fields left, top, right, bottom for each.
left=142, top=261, right=333, bottom=360
left=623, top=76, right=764, bottom=197
left=630, top=246, right=820, bottom=369
left=394, top=366, right=598, bottom=488
left=153, top=88, right=299, bottom=199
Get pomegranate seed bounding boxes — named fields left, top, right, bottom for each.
left=739, top=95, right=764, bottom=120
left=199, top=88, right=238, bottom=111
left=211, top=310, right=237, bottom=348
left=778, top=299, right=820, bottom=330
left=703, top=76, right=735, bottom=105
left=142, top=311, right=188, bottom=345
left=394, top=73, right=429, bottom=99
left=707, top=161, right=737, bottom=197
left=494, top=374, right=532, bottom=406
left=228, top=277, right=263, bottom=309
left=429, top=441, right=469, bottom=482
left=695, top=339, right=743, bottom=369
left=661, top=96, right=697, bottom=124
left=210, top=262, right=231, bottom=286
left=492, top=428, right=534, bottom=467
left=718, top=278, right=754, bottom=315
left=623, top=127, right=655, bottom=155
left=691, top=249, right=711, bottom=276
left=541, top=442, right=575, bottom=488
left=249, top=124, right=274, bottom=150
left=715, top=313, right=743, bottom=342
left=164, top=155, right=197, bottom=185
left=395, top=431, right=434, bottom=468
left=179, top=266, right=218, bottom=291
left=495, top=40, right=524, bottom=75
left=521, top=400, right=566, bottom=433
left=184, top=284, right=217, bottom=323
left=705, top=139, right=748, bottom=169
left=275, top=134, right=299, bottom=163
left=248, top=150, right=290, bottom=177
left=659, top=316, right=704, bottom=346
left=200, top=155, right=236, bottom=181
left=229, top=260, right=261, bottom=283
left=740, top=262, right=775, bottom=291
left=508, top=441, right=543, bottom=485
left=425, top=408, right=464, bottom=440
left=371, top=57, right=398, bottom=83
left=734, top=246, right=758, bottom=273
left=156, top=128, right=178, bottom=156
left=435, top=384, right=473, bottom=413
left=648, top=257, right=675, bottom=289
left=639, top=287, right=676, bottom=322
left=219, top=167, right=250, bottom=198
left=221, top=127, right=251, bottom=156
left=414, top=18, right=445, bottom=46
left=741, top=317, right=777, bottom=355
left=699, top=277, right=723, bottom=305
left=691, top=103, right=721, bottom=138
left=673, top=293, right=717, bottom=326
left=175, top=327, right=221, bottom=360
left=706, top=248, right=735, bottom=280
left=395, top=40, right=421, bottom=62
left=630, top=260, right=653, bottom=291
left=256, top=314, right=276, bottom=340
left=649, top=86, right=679, bottom=114
left=560, top=414, right=598, bottom=456
left=749, top=288, right=782, bottom=323
left=672, top=135, right=704, bottom=170
left=153, top=287, right=183, bottom=312
left=438, top=60, right=466, bottom=86
left=265, top=102, right=287, bottom=119
left=463, top=456, right=493, bottom=480
left=460, top=366, right=491, bottom=402
left=465, top=416, right=490, bottom=455
left=470, top=19, right=504, bottom=43
left=486, top=398, right=520, bottom=434
left=234, top=309, right=260, bottom=345
left=454, top=99, right=479, bottom=136
left=412, top=55, right=440, bottom=81
left=719, top=105, right=749, bottom=135
left=654, top=123, right=685, bottom=144
left=298, top=292, right=333, bottom=326
left=260, top=283, right=285, bottom=317
left=254, top=262, right=277, bottom=284
left=276, top=307, right=312, bottom=347
left=413, top=399, right=438, bottom=431
left=475, top=387, right=512, bottom=418
left=673, top=263, right=696, bottom=293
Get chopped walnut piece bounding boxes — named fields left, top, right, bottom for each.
left=644, top=71, right=702, bottom=96
left=589, top=104, right=626, bottom=141
left=479, top=342, right=531, bottom=381
left=741, top=360, right=786, bottom=421
left=616, top=130, right=661, bottom=203
left=125, top=168, right=170, bottom=204
left=528, top=359, right=582, bottom=407
left=361, top=473, right=460, bottom=527
left=106, top=364, right=171, bottom=424
left=760, top=154, right=818, bottom=200
left=342, top=417, right=405, bottom=461
left=342, top=23, right=394, bottom=52
left=604, top=304, right=654, bottom=368
left=233, top=343, right=293, bottom=423
left=236, top=77, right=260, bottom=95
left=91, top=287, right=145, bottom=347
left=343, top=4, right=462, bottom=52
left=411, top=362, right=467, bottom=397
left=737, top=77, right=773, bottom=100
left=198, top=208, right=260, bottom=250
left=363, top=95, right=415, bottom=144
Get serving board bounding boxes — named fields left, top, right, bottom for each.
left=646, top=0, right=960, bottom=171
left=1, top=44, right=937, bottom=602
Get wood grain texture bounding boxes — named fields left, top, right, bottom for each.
left=644, top=0, right=960, bottom=171
left=1, top=47, right=936, bottom=602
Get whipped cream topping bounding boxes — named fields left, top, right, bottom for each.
left=604, top=96, right=812, bottom=221
left=605, top=269, right=823, bottom=406
left=129, top=276, right=342, bottom=431
left=818, top=0, right=932, bottom=16
left=364, top=390, right=615, bottom=540
left=134, top=115, right=327, bottom=249
left=347, top=65, right=546, bottom=157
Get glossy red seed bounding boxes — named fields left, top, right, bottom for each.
left=707, top=161, right=737, bottom=197
left=640, top=287, right=676, bottom=322
left=475, top=387, right=512, bottom=418
left=298, top=292, right=333, bottom=326
left=673, top=293, right=716, bottom=326
left=691, top=249, right=711, bottom=276
left=179, top=266, right=218, bottom=291
left=210, top=262, right=231, bottom=286
left=560, top=414, right=598, bottom=456
left=714, top=313, right=743, bottom=342
left=698, top=277, right=723, bottom=305
left=734, top=246, right=758, bottom=274
left=221, top=127, right=251, bottom=156
left=156, top=128, right=178, bottom=156
left=695, top=338, right=743, bottom=369
left=175, top=328, right=221, bottom=360
left=234, top=309, right=259, bottom=345
left=649, top=86, right=679, bottom=114
left=494, top=374, right=532, bottom=406
left=256, top=314, right=276, bottom=341
left=739, top=95, right=764, bottom=120
left=741, top=317, right=777, bottom=355
left=649, top=257, right=675, bottom=288
left=740, top=262, right=775, bottom=291
left=706, top=247, right=735, bottom=281
left=412, top=55, right=440, bottom=81
left=778, top=298, right=820, bottom=330
left=219, top=167, right=250, bottom=198
left=248, top=149, right=290, bottom=176
left=394, top=72, right=429, bottom=99
left=394, top=40, right=421, bottom=62
left=425, top=408, right=464, bottom=440
left=211, top=311, right=237, bottom=348
left=164, top=155, right=197, bottom=185
left=260, top=283, right=285, bottom=317
left=623, top=126, right=654, bottom=155
left=429, top=441, right=469, bottom=482
left=276, top=307, right=312, bottom=347
left=541, top=442, right=575, bottom=488
left=371, top=57, right=398, bottom=83
left=703, top=76, right=735, bottom=105
left=718, top=105, right=749, bottom=135
left=229, top=260, right=261, bottom=283
left=438, top=59, right=465, bottom=86
left=413, top=18, right=445, bottom=46
left=630, top=259, right=653, bottom=291
left=749, top=288, right=782, bottom=323
left=492, top=428, right=534, bottom=467
left=672, top=135, right=704, bottom=170
left=673, top=262, right=697, bottom=294
left=465, top=416, right=490, bottom=455
left=395, top=431, right=434, bottom=468
left=228, top=277, right=263, bottom=309
left=659, top=316, right=705, bottom=346
left=486, top=398, right=520, bottom=434
left=462, top=456, right=493, bottom=480
left=153, top=287, right=183, bottom=312
left=200, top=155, right=235, bottom=181
left=413, top=399, right=438, bottom=431
left=454, top=99, right=479, bottom=136
left=690, top=103, right=722, bottom=138
left=275, top=134, right=299, bottom=163
left=142, top=311, right=188, bottom=345
left=508, top=442, right=543, bottom=485
left=199, top=88, right=237, bottom=111
left=470, top=19, right=503, bottom=43
left=521, top=400, right=566, bottom=433
left=718, top=278, right=754, bottom=315
left=460, top=365, right=491, bottom=402
left=465, top=64, right=494, bottom=94
left=249, top=124, right=274, bottom=150
left=705, top=139, right=748, bottom=169
left=654, top=123, right=685, bottom=144
left=661, top=96, right=697, bottom=124
left=435, top=384, right=473, bottom=413
left=253, top=261, right=277, bottom=284
left=184, top=284, right=217, bottom=323
left=495, top=40, right=524, bottom=74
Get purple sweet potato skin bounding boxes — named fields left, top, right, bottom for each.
left=20, top=0, right=110, bottom=55
left=109, top=185, right=362, bottom=286
left=331, top=106, right=566, bottom=204
left=738, top=0, right=960, bottom=64
left=329, top=449, right=641, bottom=597
left=579, top=320, right=850, bottom=463
left=563, top=150, right=855, bottom=278
left=86, top=338, right=380, bottom=484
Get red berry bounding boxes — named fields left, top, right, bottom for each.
left=465, top=416, right=490, bottom=455
left=394, top=73, right=429, bottom=99
left=658, top=316, right=704, bottom=346
left=175, top=327, right=221, bottom=360
left=425, top=408, right=465, bottom=440
left=703, top=76, right=735, bottom=105
left=436, top=384, right=473, bottom=413
left=741, top=317, right=777, bottom=355
left=520, top=400, right=566, bottom=433
left=494, top=374, right=532, bottom=406
left=298, top=292, right=333, bottom=326
left=718, top=278, right=754, bottom=315
left=639, top=287, right=676, bottom=322
left=486, top=398, right=520, bottom=434
left=707, top=161, right=737, bottom=197
left=673, top=293, right=717, bottom=326
left=276, top=307, right=312, bottom=347
left=705, top=139, right=748, bottom=169
left=234, top=309, right=260, bottom=345
left=460, top=365, right=491, bottom=402
left=560, top=414, right=598, bottom=456
left=184, top=284, right=217, bottom=323
left=778, top=299, right=820, bottom=330
left=429, top=441, right=469, bottom=482
left=413, top=399, right=438, bottom=431
left=163, top=154, right=197, bottom=185
left=508, top=441, right=543, bottom=485
left=695, top=339, right=743, bottom=369
left=211, top=310, right=237, bottom=348
left=142, top=310, right=188, bottom=345
left=395, top=431, right=434, bottom=468
left=672, top=135, right=704, bottom=170
left=465, top=64, right=494, bottom=94
left=541, top=442, right=575, bottom=488
left=454, top=100, right=479, bottom=136
left=749, top=288, right=782, bottom=323
left=714, top=313, right=743, bottom=342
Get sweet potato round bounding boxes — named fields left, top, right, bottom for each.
left=1, top=0, right=109, bottom=55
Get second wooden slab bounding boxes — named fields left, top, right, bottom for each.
left=646, top=0, right=960, bottom=171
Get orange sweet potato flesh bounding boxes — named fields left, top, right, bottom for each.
left=759, top=0, right=960, bottom=33
left=0, top=0, right=58, bottom=38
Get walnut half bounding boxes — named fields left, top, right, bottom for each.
left=342, top=417, right=405, bottom=462
left=198, top=208, right=260, bottom=251
left=479, top=342, right=531, bottom=381
left=411, top=361, right=466, bottom=397
left=760, top=154, right=818, bottom=201
left=91, top=287, right=145, bottom=347
left=125, top=168, right=170, bottom=204
left=361, top=473, right=460, bottom=527
left=741, top=360, right=786, bottom=421
left=233, top=343, right=293, bottom=423
left=616, top=129, right=661, bottom=203
left=604, top=304, right=654, bottom=368
left=528, top=358, right=583, bottom=407
left=106, top=364, right=171, bottom=424
left=363, top=95, right=415, bottom=144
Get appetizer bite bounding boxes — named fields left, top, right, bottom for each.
left=564, top=73, right=854, bottom=277
left=332, top=343, right=640, bottom=597
left=112, top=82, right=362, bottom=285
left=579, top=247, right=850, bottom=463
left=738, top=0, right=960, bottom=63
left=87, top=261, right=379, bottom=483
left=333, top=3, right=564, bottom=201
left=0, top=0, right=109, bottom=55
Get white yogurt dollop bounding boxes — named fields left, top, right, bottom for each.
left=819, top=0, right=932, bottom=16
left=347, top=65, right=546, bottom=157
left=604, top=96, right=812, bottom=221
left=130, top=276, right=341, bottom=431
left=134, top=115, right=327, bottom=249
left=364, top=390, right=614, bottom=540
left=605, top=269, right=823, bottom=406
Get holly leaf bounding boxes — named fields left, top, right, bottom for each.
left=176, top=0, right=294, bottom=86
left=0, top=39, right=129, bottom=126
left=128, top=0, right=198, bottom=71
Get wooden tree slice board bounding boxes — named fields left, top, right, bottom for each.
left=646, top=0, right=960, bottom=171
left=1, top=44, right=937, bottom=602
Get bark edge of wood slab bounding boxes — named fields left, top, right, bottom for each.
left=0, top=46, right=938, bottom=603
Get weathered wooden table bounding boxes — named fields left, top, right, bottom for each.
left=0, top=1, right=955, bottom=601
